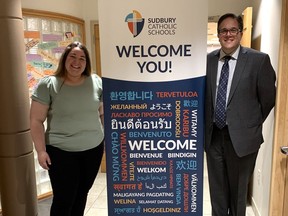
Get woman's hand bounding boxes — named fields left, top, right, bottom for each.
left=37, top=151, right=51, bottom=170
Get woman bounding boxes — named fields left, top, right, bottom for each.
left=30, top=41, right=104, bottom=216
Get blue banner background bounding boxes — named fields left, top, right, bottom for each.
left=103, top=76, right=205, bottom=215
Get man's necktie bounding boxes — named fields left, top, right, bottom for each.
left=215, top=56, right=231, bottom=129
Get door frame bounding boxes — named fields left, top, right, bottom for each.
left=269, top=0, right=288, bottom=215
left=94, top=23, right=102, bottom=77
left=240, top=7, right=253, bottom=48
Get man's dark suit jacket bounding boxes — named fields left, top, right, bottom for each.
left=205, top=46, right=276, bottom=157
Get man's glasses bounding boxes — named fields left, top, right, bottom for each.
left=218, top=28, right=241, bottom=36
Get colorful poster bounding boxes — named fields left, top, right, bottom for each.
left=98, top=0, right=207, bottom=215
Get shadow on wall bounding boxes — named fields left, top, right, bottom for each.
left=252, top=35, right=261, bottom=51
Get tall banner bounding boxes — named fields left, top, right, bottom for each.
left=98, top=0, right=207, bottom=215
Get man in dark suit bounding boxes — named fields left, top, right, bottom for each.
left=205, top=13, right=276, bottom=215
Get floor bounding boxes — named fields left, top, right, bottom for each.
left=38, top=157, right=255, bottom=216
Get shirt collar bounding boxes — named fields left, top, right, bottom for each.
left=219, top=45, right=240, bottom=61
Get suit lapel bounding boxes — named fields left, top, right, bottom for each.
left=227, top=47, right=248, bottom=105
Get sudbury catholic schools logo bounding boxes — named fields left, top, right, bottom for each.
left=125, top=10, right=145, bottom=37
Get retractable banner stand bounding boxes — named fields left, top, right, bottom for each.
left=98, top=0, right=207, bottom=215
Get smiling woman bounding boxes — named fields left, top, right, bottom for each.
left=30, top=42, right=105, bottom=215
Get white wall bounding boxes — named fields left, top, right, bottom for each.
left=250, top=1, right=281, bottom=215
left=208, top=0, right=252, bottom=16
left=21, top=0, right=83, bottom=18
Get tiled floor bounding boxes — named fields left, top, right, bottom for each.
left=38, top=158, right=255, bottom=216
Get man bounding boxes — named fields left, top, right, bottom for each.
left=205, top=13, right=276, bottom=215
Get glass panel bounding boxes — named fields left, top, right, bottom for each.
left=52, top=20, right=62, bottom=33
left=62, top=22, right=71, bottom=32
left=42, top=19, right=51, bottom=33
left=23, top=17, right=27, bottom=30
left=27, top=18, right=39, bottom=30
